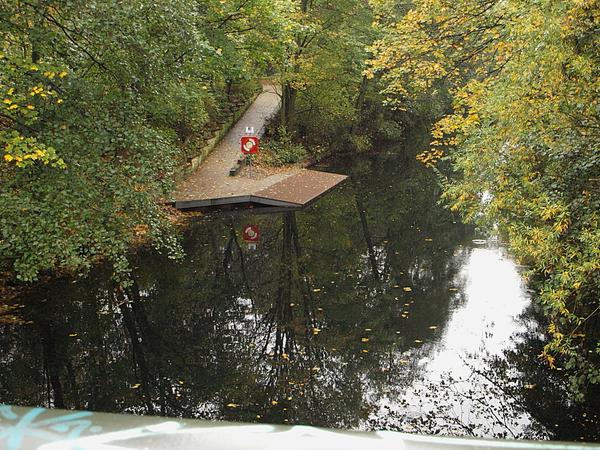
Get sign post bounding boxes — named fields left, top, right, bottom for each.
left=241, top=129, right=259, bottom=178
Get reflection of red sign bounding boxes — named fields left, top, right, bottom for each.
left=241, top=136, right=259, bottom=155
left=243, top=225, right=260, bottom=242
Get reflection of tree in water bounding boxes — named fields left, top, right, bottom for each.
left=367, top=304, right=600, bottom=440
left=0, top=149, right=511, bottom=435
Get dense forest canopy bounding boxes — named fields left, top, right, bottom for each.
left=1, top=0, right=598, bottom=399
left=370, top=0, right=600, bottom=395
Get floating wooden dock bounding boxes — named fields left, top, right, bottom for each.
left=173, top=169, right=348, bottom=210
left=170, top=82, right=347, bottom=211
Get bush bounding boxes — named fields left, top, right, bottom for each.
left=261, top=126, right=307, bottom=166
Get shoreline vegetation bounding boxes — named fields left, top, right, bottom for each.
left=1, top=0, right=598, bottom=408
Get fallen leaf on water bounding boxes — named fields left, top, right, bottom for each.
left=227, top=403, right=239, bottom=408
left=414, top=339, right=423, bottom=343
left=311, top=367, right=320, bottom=372
left=312, top=328, right=321, bottom=335
left=362, top=349, right=369, bottom=353
left=131, top=384, right=141, bottom=389
left=524, top=384, right=536, bottom=389
left=313, top=288, right=321, bottom=293
left=178, top=380, right=185, bottom=385
left=425, top=238, right=433, bottom=242
left=317, top=307, right=323, bottom=311
left=364, top=328, right=372, bottom=331
left=361, top=337, right=369, bottom=343
left=68, top=333, right=78, bottom=337
left=449, top=288, right=459, bottom=292
left=399, top=359, right=409, bottom=364
left=428, top=326, right=437, bottom=330
left=271, top=400, right=278, bottom=405
left=289, top=303, right=295, bottom=307
left=403, top=287, right=412, bottom=292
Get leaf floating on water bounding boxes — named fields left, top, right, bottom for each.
left=131, top=384, right=141, bottom=389
left=361, top=337, right=369, bottom=343
left=361, top=349, right=369, bottom=353
left=256, top=415, right=262, bottom=419
left=271, top=400, right=278, bottom=405
left=414, top=339, right=423, bottom=343
left=449, top=288, right=459, bottom=292
left=428, top=326, right=438, bottom=330
left=312, top=328, right=321, bottom=335
left=524, top=383, right=536, bottom=389
left=393, top=285, right=400, bottom=288
left=317, top=307, right=323, bottom=311
left=399, top=359, right=409, bottom=364
left=311, top=367, right=320, bottom=372
left=313, top=288, right=322, bottom=293
left=227, top=403, right=239, bottom=408
left=178, top=380, right=185, bottom=385
left=289, top=303, right=295, bottom=307
left=364, top=328, right=372, bottom=331
left=68, top=333, right=78, bottom=337
left=403, top=287, right=412, bottom=292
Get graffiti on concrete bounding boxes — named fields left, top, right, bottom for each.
left=0, top=405, right=101, bottom=450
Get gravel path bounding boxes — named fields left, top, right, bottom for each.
left=173, top=81, right=301, bottom=203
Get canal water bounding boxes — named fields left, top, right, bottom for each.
left=1, top=132, right=598, bottom=441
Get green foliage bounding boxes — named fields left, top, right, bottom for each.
left=262, top=126, right=307, bottom=166
left=274, top=1, right=383, bottom=152
left=0, top=0, right=291, bottom=283
left=371, top=0, right=600, bottom=394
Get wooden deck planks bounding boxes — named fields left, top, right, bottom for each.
left=173, top=169, right=348, bottom=210
left=252, top=170, right=348, bottom=207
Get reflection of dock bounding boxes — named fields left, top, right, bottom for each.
left=173, top=169, right=348, bottom=210
left=170, top=81, right=347, bottom=210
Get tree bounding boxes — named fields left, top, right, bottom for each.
left=0, top=0, right=289, bottom=283
left=370, top=0, right=600, bottom=395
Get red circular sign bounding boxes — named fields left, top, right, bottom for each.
left=241, top=136, right=259, bottom=155
left=243, top=225, right=260, bottom=242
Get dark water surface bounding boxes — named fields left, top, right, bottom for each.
left=1, top=135, right=598, bottom=441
